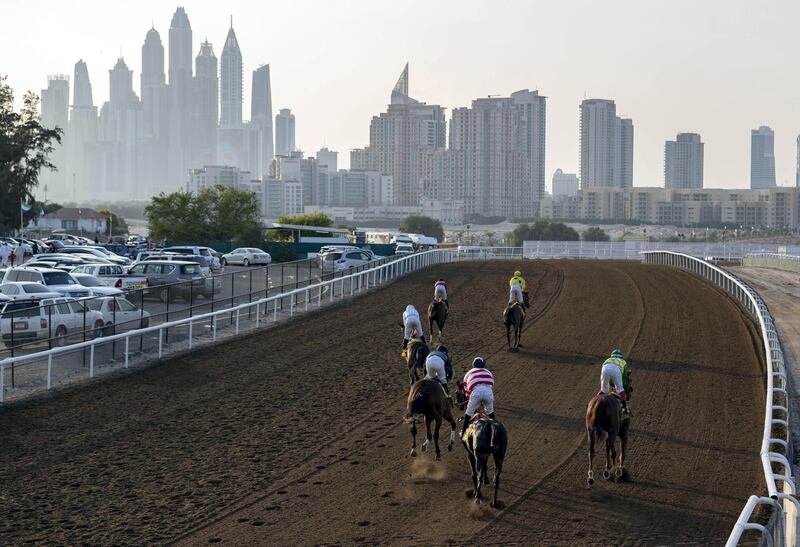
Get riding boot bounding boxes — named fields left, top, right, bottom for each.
left=421, top=335, right=427, bottom=345
left=461, top=414, right=471, bottom=437
left=402, top=338, right=409, bottom=349
left=489, top=412, right=496, bottom=420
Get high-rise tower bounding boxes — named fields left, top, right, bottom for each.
left=579, top=99, right=633, bottom=189
left=250, top=64, right=273, bottom=178
left=665, top=133, right=704, bottom=189
left=67, top=60, right=98, bottom=200
left=275, top=109, right=296, bottom=157
left=140, top=28, right=170, bottom=195
left=168, top=7, right=192, bottom=190
left=99, top=58, right=141, bottom=196
left=220, top=21, right=243, bottom=127
left=192, top=40, right=218, bottom=168
left=751, top=126, right=776, bottom=189
left=40, top=74, right=70, bottom=198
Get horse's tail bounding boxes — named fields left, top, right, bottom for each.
left=406, top=389, right=427, bottom=419
left=489, top=421, right=499, bottom=451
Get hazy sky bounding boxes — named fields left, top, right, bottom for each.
left=4, top=0, right=799, bottom=189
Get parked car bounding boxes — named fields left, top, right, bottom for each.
left=70, top=263, right=148, bottom=290
left=126, top=260, right=212, bottom=302
left=0, top=282, right=62, bottom=300
left=24, top=256, right=103, bottom=271
left=221, top=248, right=272, bottom=267
left=330, top=249, right=378, bottom=271
left=59, top=245, right=130, bottom=265
left=0, top=296, right=105, bottom=346
left=43, top=239, right=67, bottom=251
left=140, top=253, right=213, bottom=277
left=163, top=246, right=222, bottom=272
left=84, top=296, right=151, bottom=334
left=71, top=273, right=124, bottom=297
left=0, top=237, right=32, bottom=256
left=133, top=249, right=166, bottom=263
left=394, top=243, right=415, bottom=256
left=2, top=267, right=92, bottom=298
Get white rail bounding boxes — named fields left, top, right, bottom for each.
left=524, top=240, right=800, bottom=260
left=0, top=248, right=456, bottom=403
left=641, top=251, right=798, bottom=546
left=744, top=253, right=800, bottom=274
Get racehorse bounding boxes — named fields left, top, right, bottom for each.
left=428, top=300, right=447, bottom=341
left=585, top=393, right=630, bottom=486
left=504, top=303, right=525, bottom=352
left=405, top=379, right=457, bottom=460
left=455, top=381, right=507, bottom=507
left=406, top=339, right=430, bottom=386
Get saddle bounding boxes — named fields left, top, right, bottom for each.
left=503, top=302, right=525, bottom=320
left=462, top=413, right=490, bottom=443
left=401, top=337, right=424, bottom=359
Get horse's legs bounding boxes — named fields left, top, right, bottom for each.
left=467, top=451, right=478, bottom=497
left=506, top=323, right=511, bottom=349
left=604, top=432, right=617, bottom=480
left=491, top=453, right=504, bottom=508
left=433, top=416, right=442, bottom=460
left=617, top=423, right=628, bottom=477
left=421, top=415, right=433, bottom=452
left=410, top=420, right=418, bottom=457
left=587, top=427, right=596, bottom=486
left=445, top=406, right=457, bottom=450
left=475, top=454, right=488, bottom=503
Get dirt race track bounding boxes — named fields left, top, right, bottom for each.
left=0, top=261, right=767, bottom=545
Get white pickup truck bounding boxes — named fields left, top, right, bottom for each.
left=69, top=264, right=148, bottom=291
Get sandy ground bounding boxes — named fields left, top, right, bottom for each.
left=0, top=261, right=765, bottom=545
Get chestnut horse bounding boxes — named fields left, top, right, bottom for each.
left=405, top=379, right=457, bottom=460
left=428, top=300, right=447, bottom=341
left=586, top=393, right=630, bottom=486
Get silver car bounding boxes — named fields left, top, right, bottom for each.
left=221, top=248, right=272, bottom=267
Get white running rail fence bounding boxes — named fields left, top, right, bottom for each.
left=523, top=241, right=800, bottom=261
left=744, top=253, right=800, bottom=274
left=642, top=251, right=799, bottom=546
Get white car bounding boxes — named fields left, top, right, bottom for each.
left=2, top=267, right=92, bottom=298
left=84, top=296, right=151, bottom=334
left=0, top=282, right=62, bottom=300
left=60, top=245, right=130, bottom=265
left=332, top=249, right=377, bottom=271
left=221, top=248, right=272, bottom=267
left=163, top=246, right=222, bottom=272
left=395, top=243, right=415, bottom=256
left=0, top=296, right=106, bottom=346
left=71, top=273, right=124, bottom=297
left=70, top=264, right=148, bottom=291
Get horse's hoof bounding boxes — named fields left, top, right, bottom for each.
left=615, top=467, right=624, bottom=478
left=410, top=449, right=416, bottom=458
left=603, top=470, right=612, bottom=480
left=447, top=443, right=454, bottom=451
left=435, top=456, right=441, bottom=461
left=587, top=478, right=594, bottom=487
left=421, top=441, right=430, bottom=452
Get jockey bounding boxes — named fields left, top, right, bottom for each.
left=425, top=344, right=452, bottom=398
left=402, top=304, right=426, bottom=350
left=434, top=278, right=449, bottom=311
left=461, top=357, right=495, bottom=437
left=600, top=349, right=631, bottom=415
left=508, top=270, right=527, bottom=309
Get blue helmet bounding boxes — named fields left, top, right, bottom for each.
left=472, top=356, right=486, bottom=368
left=611, top=349, right=623, bottom=359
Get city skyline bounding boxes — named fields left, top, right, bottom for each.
left=5, top=0, right=800, bottom=194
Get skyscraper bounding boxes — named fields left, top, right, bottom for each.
left=364, top=64, right=446, bottom=206
left=99, top=58, right=141, bottom=196
left=68, top=60, right=98, bottom=199
left=40, top=74, right=70, bottom=198
left=168, top=7, right=193, bottom=191
left=275, top=108, right=296, bottom=156
left=665, top=133, right=704, bottom=189
left=220, top=22, right=243, bottom=127
left=250, top=64, right=273, bottom=178
left=316, top=147, right=337, bottom=174
left=192, top=40, right=218, bottom=168
left=795, top=134, right=799, bottom=188
left=140, top=28, right=170, bottom=195
left=751, top=126, right=776, bottom=189
left=580, top=99, right=633, bottom=189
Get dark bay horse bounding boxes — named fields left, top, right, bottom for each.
left=406, top=339, right=430, bottom=386
left=428, top=300, right=447, bottom=341
left=455, top=381, right=507, bottom=507
left=586, top=393, right=630, bottom=486
left=504, top=303, right=525, bottom=352
left=405, top=379, right=457, bottom=460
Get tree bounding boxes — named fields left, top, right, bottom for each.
left=145, top=185, right=263, bottom=244
left=582, top=226, right=610, bottom=241
left=509, top=221, right=579, bottom=246
left=0, top=75, right=63, bottom=234
left=97, top=208, right=129, bottom=235
left=399, top=215, right=444, bottom=242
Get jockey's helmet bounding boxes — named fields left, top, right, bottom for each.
left=472, top=356, right=486, bottom=368
left=611, top=348, right=623, bottom=359
left=406, top=304, right=416, bottom=314
left=514, top=270, right=522, bottom=277
left=437, top=344, right=448, bottom=354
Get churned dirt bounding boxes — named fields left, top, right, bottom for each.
left=0, top=261, right=766, bottom=545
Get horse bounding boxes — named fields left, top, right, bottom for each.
left=405, top=379, right=457, bottom=460
left=428, top=300, right=447, bottom=341
left=504, top=303, right=525, bottom=352
left=585, top=393, right=630, bottom=486
left=455, top=380, right=507, bottom=507
left=406, top=339, right=430, bottom=386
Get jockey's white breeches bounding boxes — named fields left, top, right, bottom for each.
left=425, top=354, right=447, bottom=383
left=434, top=286, right=447, bottom=301
left=509, top=284, right=524, bottom=306
left=600, top=363, right=624, bottom=395
left=404, top=316, right=423, bottom=339
left=465, top=385, right=494, bottom=415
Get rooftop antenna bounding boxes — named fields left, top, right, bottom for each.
left=230, top=14, right=233, bottom=28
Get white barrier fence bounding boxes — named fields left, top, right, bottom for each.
left=0, top=249, right=456, bottom=403
left=524, top=240, right=800, bottom=260
left=744, top=253, right=800, bottom=274
left=642, top=251, right=798, bottom=546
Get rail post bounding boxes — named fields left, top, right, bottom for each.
left=47, top=354, right=52, bottom=389
left=124, top=337, right=129, bottom=368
